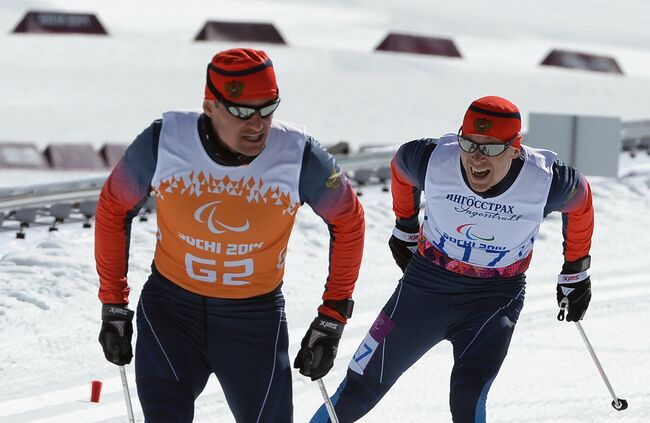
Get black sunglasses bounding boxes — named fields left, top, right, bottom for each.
left=457, top=128, right=519, bottom=157
left=206, top=66, right=281, bottom=120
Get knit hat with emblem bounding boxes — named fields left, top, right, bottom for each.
left=461, top=96, right=522, bottom=148
left=205, top=48, right=278, bottom=102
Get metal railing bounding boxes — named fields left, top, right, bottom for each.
left=5, top=117, right=650, bottom=237
left=0, top=177, right=108, bottom=237
left=0, top=150, right=396, bottom=237
left=0, top=177, right=105, bottom=212
left=621, top=120, right=650, bottom=156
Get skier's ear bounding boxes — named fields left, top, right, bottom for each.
left=508, top=146, right=520, bottom=159
left=203, top=100, right=218, bottom=117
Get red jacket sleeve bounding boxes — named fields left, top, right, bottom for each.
left=391, top=157, right=421, bottom=226
left=560, top=175, right=594, bottom=261
left=299, top=138, right=365, bottom=323
left=96, top=123, right=158, bottom=304
left=315, top=184, right=365, bottom=322
left=391, top=139, right=435, bottom=228
left=544, top=162, right=595, bottom=262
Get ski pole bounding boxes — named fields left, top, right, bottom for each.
left=316, top=378, right=340, bottom=423
left=574, top=321, right=628, bottom=410
left=119, top=365, right=136, bottom=422
left=558, top=301, right=628, bottom=411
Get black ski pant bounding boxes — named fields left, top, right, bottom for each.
left=311, top=253, right=525, bottom=422
left=135, top=271, right=292, bottom=422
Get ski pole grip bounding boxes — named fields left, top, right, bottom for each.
left=557, top=298, right=569, bottom=321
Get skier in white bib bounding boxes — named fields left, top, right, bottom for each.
left=311, top=96, right=594, bottom=422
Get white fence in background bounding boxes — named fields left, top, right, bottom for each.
left=526, top=113, right=622, bottom=177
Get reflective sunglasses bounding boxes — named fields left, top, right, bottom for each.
left=217, top=95, right=281, bottom=120
left=457, top=129, right=519, bottom=157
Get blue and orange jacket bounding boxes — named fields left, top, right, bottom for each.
left=391, top=138, right=593, bottom=268
left=95, top=115, right=365, bottom=322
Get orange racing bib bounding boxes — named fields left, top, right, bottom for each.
left=151, top=112, right=304, bottom=298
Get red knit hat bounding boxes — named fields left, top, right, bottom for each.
left=461, top=96, right=522, bottom=148
left=205, top=48, right=278, bottom=102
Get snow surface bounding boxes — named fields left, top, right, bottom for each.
left=2, top=0, right=650, bottom=149
left=1, top=0, right=650, bottom=422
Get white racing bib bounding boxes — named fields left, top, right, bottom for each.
left=151, top=111, right=306, bottom=298
left=422, top=135, right=556, bottom=268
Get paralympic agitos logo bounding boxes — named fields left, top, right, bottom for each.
left=456, top=223, right=495, bottom=241
left=194, top=200, right=250, bottom=234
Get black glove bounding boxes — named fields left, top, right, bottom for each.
left=388, top=223, right=419, bottom=272
left=294, top=315, right=345, bottom=381
left=556, top=256, right=592, bottom=322
left=99, top=304, right=134, bottom=365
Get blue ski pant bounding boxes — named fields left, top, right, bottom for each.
left=135, top=269, right=292, bottom=423
left=311, top=253, right=525, bottom=423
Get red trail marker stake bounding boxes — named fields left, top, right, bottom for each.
left=90, top=380, right=102, bottom=403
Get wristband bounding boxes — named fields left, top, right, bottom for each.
left=392, top=227, right=419, bottom=243
left=558, top=270, right=590, bottom=284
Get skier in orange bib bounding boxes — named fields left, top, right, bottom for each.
left=96, top=48, right=365, bottom=422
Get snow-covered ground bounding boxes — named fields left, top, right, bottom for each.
left=1, top=178, right=650, bottom=423
left=1, top=0, right=650, bottom=422
left=2, top=0, right=650, bottom=150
